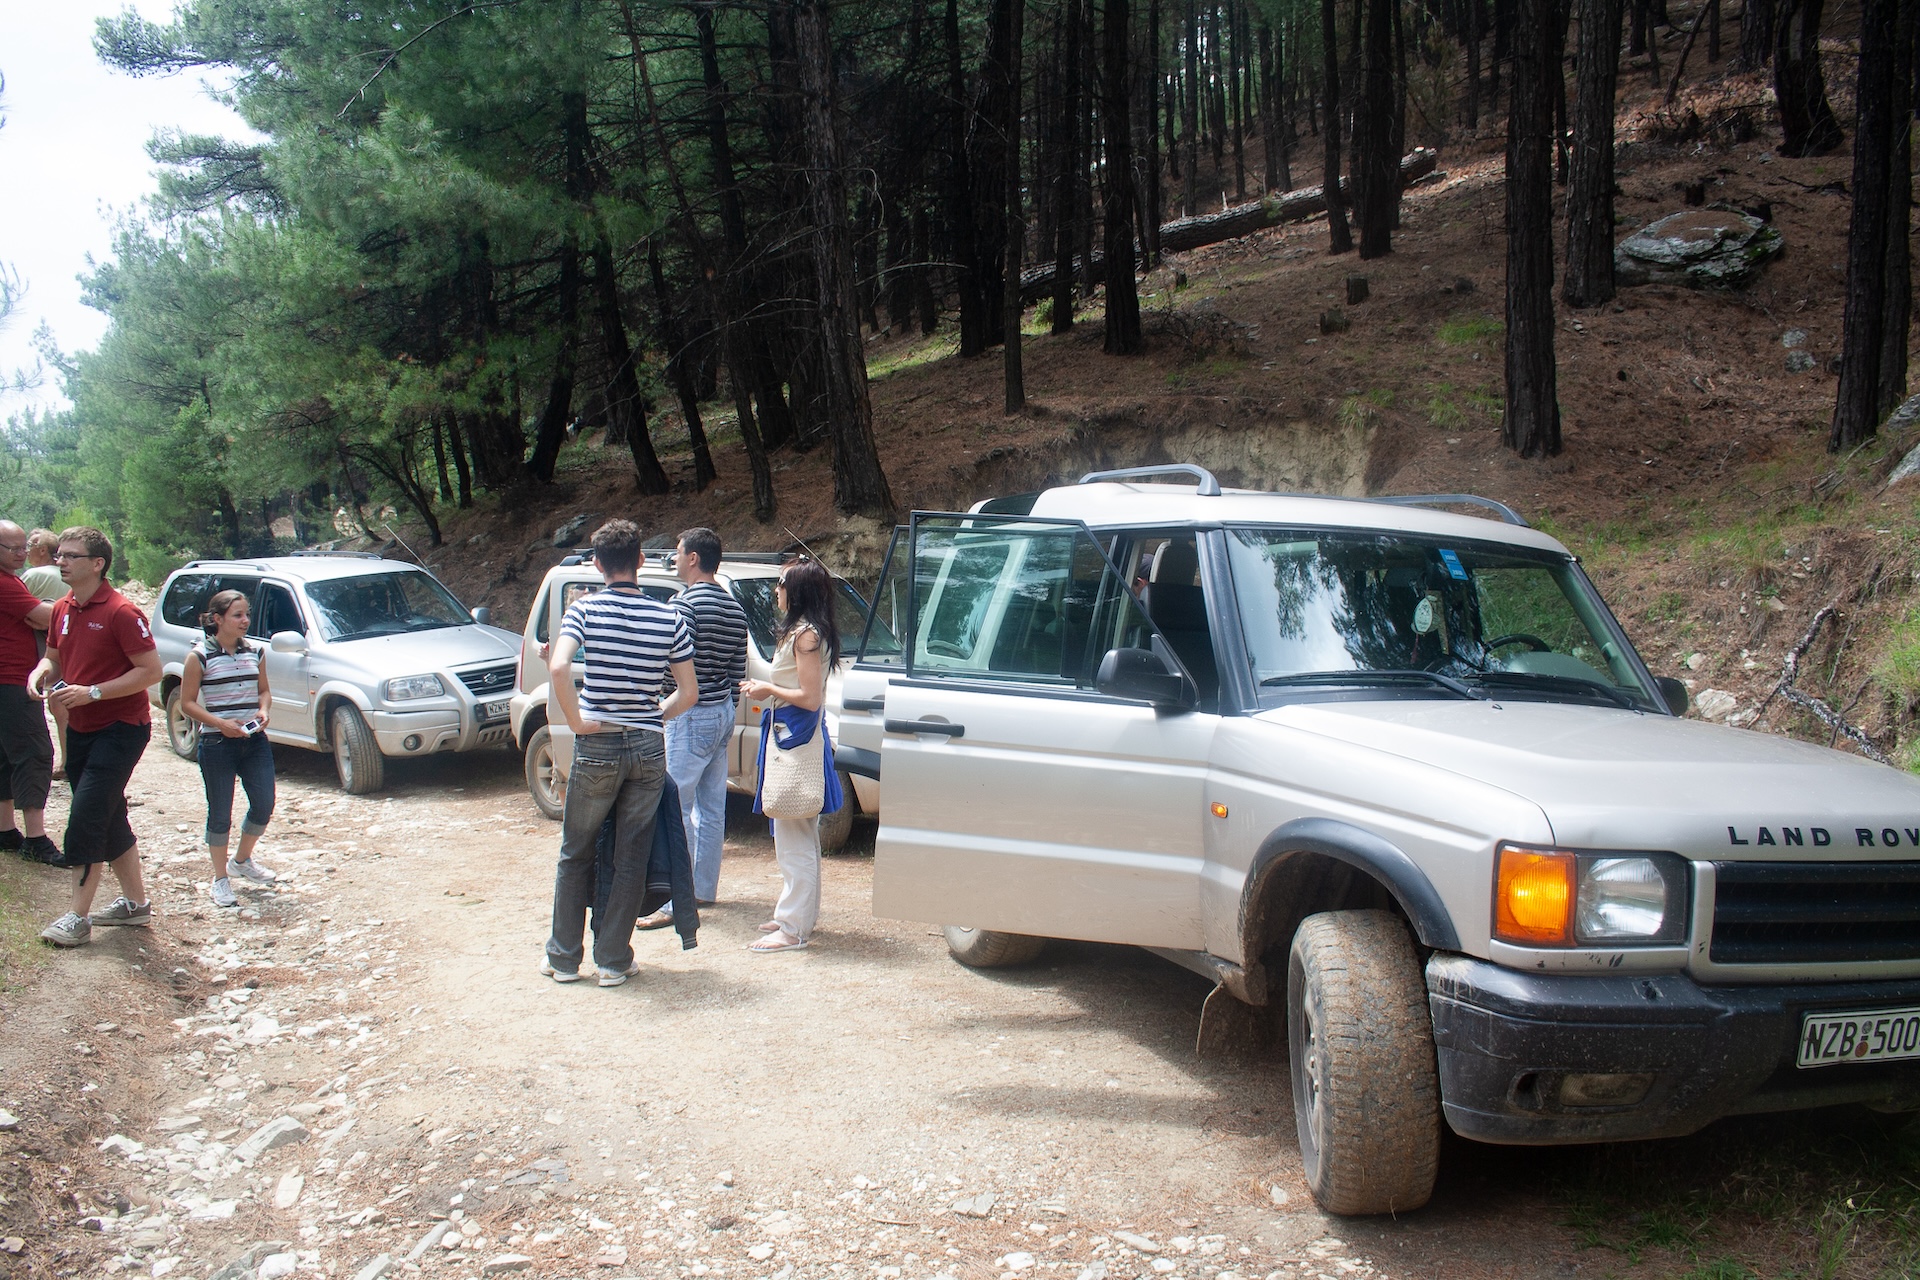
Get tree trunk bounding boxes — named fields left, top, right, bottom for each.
left=793, top=0, right=897, bottom=520
left=1230, top=0, right=1247, bottom=200
left=1354, top=0, right=1396, bottom=257
left=1708, top=0, right=1721, bottom=62
left=1565, top=0, right=1625, bottom=307
left=945, top=0, right=989, bottom=355
left=645, top=242, right=716, bottom=491
left=216, top=487, right=243, bottom=558
left=1504, top=0, right=1563, bottom=458
left=1147, top=0, right=1164, bottom=259
left=527, top=89, right=589, bottom=484
left=1775, top=0, right=1842, bottom=156
left=1004, top=0, right=1027, bottom=412
left=430, top=416, right=453, bottom=503
left=444, top=414, right=472, bottom=509
left=1054, top=0, right=1085, bottom=329
left=1103, top=0, right=1144, bottom=354
left=1465, top=0, right=1483, bottom=128
left=1829, top=0, right=1899, bottom=450
left=1320, top=0, right=1354, bottom=253
left=1876, top=0, right=1914, bottom=420
left=1737, top=0, right=1773, bottom=70
left=1185, top=0, right=1201, bottom=214
left=592, top=239, right=670, bottom=494
left=912, top=205, right=939, bottom=333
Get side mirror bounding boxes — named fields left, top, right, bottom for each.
left=270, top=630, right=308, bottom=655
left=471, top=606, right=492, bottom=626
left=1656, top=675, right=1689, bottom=717
left=1096, top=644, right=1193, bottom=710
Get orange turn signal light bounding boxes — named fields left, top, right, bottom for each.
left=1495, top=844, right=1575, bottom=945
left=1210, top=802, right=1229, bottom=818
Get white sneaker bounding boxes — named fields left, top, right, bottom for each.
left=230, top=858, right=276, bottom=884
left=210, top=877, right=237, bottom=909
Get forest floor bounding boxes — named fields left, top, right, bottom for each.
left=9, top=26, right=1920, bottom=1280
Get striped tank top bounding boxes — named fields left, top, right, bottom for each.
left=195, top=637, right=263, bottom=731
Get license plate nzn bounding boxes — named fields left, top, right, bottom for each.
left=482, top=699, right=511, bottom=722
left=1798, top=1005, right=1920, bottom=1068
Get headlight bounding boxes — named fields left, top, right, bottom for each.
left=1495, top=843, right=1688, bottom=947
left=385, top=674, right=446, bottom=701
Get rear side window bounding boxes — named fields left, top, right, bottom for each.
left=160, top=573, right=213, bottom=627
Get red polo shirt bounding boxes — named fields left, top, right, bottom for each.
left=49, top=584, right=156, bottom=732
left=0, top=572, right=43, bottom=686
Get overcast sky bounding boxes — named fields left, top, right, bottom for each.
left=1, top=2, right=259, bottom=418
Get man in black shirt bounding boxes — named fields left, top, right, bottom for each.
left=641, top=528, right=750, bottom=925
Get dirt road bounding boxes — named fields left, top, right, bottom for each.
left=0, top=732, right=1582, bottom=1280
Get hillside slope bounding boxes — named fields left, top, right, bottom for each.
left=392, top=57, right=1918, bottom=766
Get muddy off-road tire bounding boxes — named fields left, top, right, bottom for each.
left=943, top=925, right=1047, bottom=968
left=1287, top=909, right=1441, bottom=1216
left=525, top=725, right=564, bottom=821
left=165, top=687, right=199, bottom=760
left=331, top=704, right=384, bottom=795
left=818, top=772, right=857, bottom=853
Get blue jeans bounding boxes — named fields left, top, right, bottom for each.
left=665, top=698, right=733, bottom=903
left=548, top=728, right=666, bottom=975
left=198, top=732, right=276, bottom=846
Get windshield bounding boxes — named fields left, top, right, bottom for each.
left=730, top=578, right=892, bottom=661
left=304, top=571, right=472, bottom=642
left=1223, top=528, right=1660, bottom=711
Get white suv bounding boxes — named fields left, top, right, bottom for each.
left=507, top=551, right=886, bottom=851
left=845, top=464, right=1920, bottom=1216
left=151, top=554, right=522, bottom=793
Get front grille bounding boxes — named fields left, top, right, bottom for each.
left=456, top=662, right=517, bottom=697
left=1711, top=861, right=1920, bottom=964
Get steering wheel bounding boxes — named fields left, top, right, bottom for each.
left=1484, top=633, right=1552, bottom=653
left=925, top=640, right=967, bottom=658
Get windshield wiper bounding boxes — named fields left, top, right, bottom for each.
left=1470, top=670, right=1642, bottom=710
left=1260, top=669, right=1484, bottom=700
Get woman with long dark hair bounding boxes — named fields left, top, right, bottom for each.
left=179, top=589, right=277, bottom=909
left=739, top=558, right=843, bottom=952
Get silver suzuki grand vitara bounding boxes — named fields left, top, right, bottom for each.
left=840, top=465, right=1920, bottom=1217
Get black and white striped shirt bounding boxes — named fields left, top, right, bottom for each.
left=673, top=582, right=750, bottom=705
left=194, top=637, right=263, bottom=732
left=560, top=586, right=694, bottom=730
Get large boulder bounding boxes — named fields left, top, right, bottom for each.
left=1615, top=209, right=1783, bottom=289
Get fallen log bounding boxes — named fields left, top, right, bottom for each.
left=1020, top=147, right=1439, bottom=303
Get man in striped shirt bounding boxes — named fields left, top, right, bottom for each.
left=639, top=528, right=750, bottom=927
left=544, top=520, right=697, bottom=987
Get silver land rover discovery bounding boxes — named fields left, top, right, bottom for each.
left=842, top=465, right=1920, bottom=1217
left=151, top=554, right=522, bottom=793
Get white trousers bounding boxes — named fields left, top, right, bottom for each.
left=771, top=816, right=821, bottom=941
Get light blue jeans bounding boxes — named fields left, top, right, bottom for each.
left=666, top=698, right=734, bottom=903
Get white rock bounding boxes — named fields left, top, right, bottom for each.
left=275, top=1172, right=305, bottom=1209
left=714, top=1170, right=734, bottom=1187
left=152, top=1259, right=180, bottom=1278
left=1685, top=652, right=1707, bottom=671
left=188, top=1200, right=238, bottom=1221
left=100, top=1135, right=144, bottom=1157
left=747, top=1244, right=774, bottom=1261
left=259, top=1253, right=298, bottom=1279
left=1149, top=1260, right=1177, bottom=1274
left=1112, top=1232, right=1161, bottom=1254
left=350, top=1254, right=392, bottom=1280
left=1267, top=1186, right=1289, bottom=1208
left=1695, top=689, right=1738, bottom=721
left=234, top=1116, right=310, bottom=1164
left=1003, top=1253, right=1035, bottom=1271
left=479, top=1255, right=532, bottom=1276
left=0, top=1110, right=18, bottom=1132
left=153, top=1116, right=202, bottom=1134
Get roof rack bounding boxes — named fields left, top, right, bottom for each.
left=183, top=560, right=273, bottom=572
left=557, top=549, right=794, bottom=568
left=1078, top=464, right=1222, bottom=497
left=1370, top=493, right=1529, bottom=527
left=287, top=550, right=388, bottom=559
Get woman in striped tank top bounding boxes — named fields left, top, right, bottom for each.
left=180, top=589, right=278, bottom=909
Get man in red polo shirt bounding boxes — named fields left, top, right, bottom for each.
left=28, top=526, right=163, bottom=947
left=0, top=521, right=56, bottom=863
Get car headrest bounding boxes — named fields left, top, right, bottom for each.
left=1151, top=539, right=1200, bottom=586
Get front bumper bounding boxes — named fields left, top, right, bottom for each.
left=1427, top=953, right=1920, bottom=1144
left=369, top=704, right=513, bottom=755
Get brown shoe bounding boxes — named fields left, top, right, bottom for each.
left=635, top=910, right=674, bottom=931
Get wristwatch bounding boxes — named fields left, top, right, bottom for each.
left=86, top=685, right=101, bottom=701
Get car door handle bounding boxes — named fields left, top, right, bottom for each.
left=885, top=718, right=964, bottom=738
left=843, top=696, right=886, bottom=712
